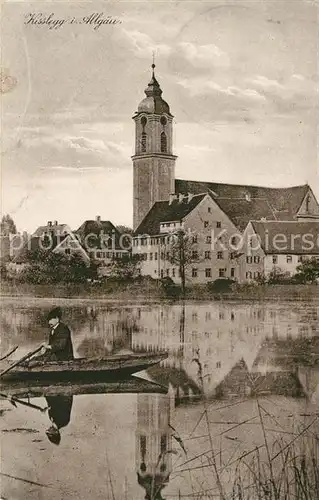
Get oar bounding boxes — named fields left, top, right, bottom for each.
left=0, top=344, right=44, bottom=378
left=0, top=393, right=48, bottom=412
left=0, top=345, right=19, bottom=361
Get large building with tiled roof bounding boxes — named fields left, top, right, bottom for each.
left=132, top=64, right=319, bottom=283
left=242, top=220, right=319, bottom=281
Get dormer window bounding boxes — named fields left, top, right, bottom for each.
left=161, top=132, right=167, bottom=153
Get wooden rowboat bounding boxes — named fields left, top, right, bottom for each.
left=0, top=352, right=168, bottom=382
left=0, top=376, right=168, bottom=398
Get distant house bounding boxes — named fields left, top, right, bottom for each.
left=11, top=221, right=90, bottom=269
left=75, top=216, right=129, bottom=275
left=241, top=220, right=319, bottom=281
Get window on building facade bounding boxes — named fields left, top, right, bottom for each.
left=150, top=253, right=153, bottom=260
left=208, top=207, right=211, bottom=213
left=272, top=255, right=278, bottom=264
left=161, top=252, right=164, bottom=260
left=154, top=252, right=158, bottom=260
left=206, top=236, right=212, bottom=244
left=172, top=268, right=175, bottom=277
left=298, top=255, right=303, bottom=262
left=192, top=268, right=198, bottom=277
left=65, top=248, right=71, bottom=255
left=254, top=256, right=260, bottom=264
left=216, top=221, right=221, bottom=228
left=192, top=250, right=198, bottom=259
left=230, top=252, right=236, bottom=260
left=192, top=235, right=198, bottom=243
left=231, top=236, right=238, bottom=246
left=205, top=251, right=211, bottom=259
left=246, top=271, right=252, bottom=279
left=204, top=221, right=209, bottom=228
left=205, top=268, right=212, bottom=278
left=160, top=269, right=164, bottom=278
left=166, top=252, right=170, bottom=260
left=166, top=269, right=170, bottom=277
left=254, top=271, right=260, bottom=279
left=96, top=251, right=101, bottom=258
left=216, top=361, right=221, bottom=368
left=246, top=256, right=252, bottom=263
left=231, top=268, right=235, bottom=277
left=141, top=132, right=147, bottom=152
left=161, top=132, right=167, bottom=153
left=219, top=268, right=225, bottom=277
left=286, top=255, right=292, bottom=263
left=217, top=251, right=223, bottom=259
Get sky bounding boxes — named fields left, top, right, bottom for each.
left=1, top=0, right=318, bottom=233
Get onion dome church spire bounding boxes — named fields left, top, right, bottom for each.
left=132, top=62, right=177, bottom=230
left=137, top=63, right=171, bottom=115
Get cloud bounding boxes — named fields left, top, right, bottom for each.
left=41, top=166, right=105, bottom=172
left=177, top=76, right=265, bottom=101
left=122, top=29, right=171, bottom=58
left=251, top=75, right=284, bottom=90
left=177, top=42, right=229, bottom=68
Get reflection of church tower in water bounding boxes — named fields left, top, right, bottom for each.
left=132, top=63, right=177, bottom=230
left=136, top=393, right=173, bottom=499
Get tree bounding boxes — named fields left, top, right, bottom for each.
left=0, top=214, right=17, bottom=235
left=19, top=250, right=95, bottom=284
left=115, top=225, right=133, bottom=252
left=107, top=254, right=142, bottom=281
left=294, top=258, right=319, bottom=284
left=115, top=225, right=133, bottom=235
left=167, top=230, right=200, bottom=297
left=267, top=266, right=290, bottom=284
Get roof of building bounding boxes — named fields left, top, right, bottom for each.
left=136, top=65, right=171, bottom=116
left=33, top=223, right=70, bottom=237
left=215, top=198, right=276, bottom=231
left=134, top=194, right=206, bottom=235
left=250, top=220, right=319, bottom=254
left=175, top=179, right=309, bottom=227
left=75, top=218, right=123, bottom=250
left=12, top=236, right=58, bottom=263
left=75, top=219, right=117, bottom=237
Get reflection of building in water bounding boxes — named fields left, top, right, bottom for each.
left=130, top=303, right=318, bottom=398
left=136, top=393, right=172, bottom=499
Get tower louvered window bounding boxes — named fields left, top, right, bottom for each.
left=161, top=132, right=167, bottom=153
left=141, top=132, right=147, bottom=152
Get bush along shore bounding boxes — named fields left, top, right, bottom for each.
left=1, top=278, right=318, bottom=302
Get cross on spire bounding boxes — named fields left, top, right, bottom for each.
left=152, top=51, right=156, bottom=76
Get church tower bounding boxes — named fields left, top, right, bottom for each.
left=132, top=64, right=177, bottom=230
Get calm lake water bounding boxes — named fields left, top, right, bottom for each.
left=1, top=299, right=318, bottom=499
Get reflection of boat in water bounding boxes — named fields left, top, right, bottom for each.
left=0, top=352, right=168, bottom=382
left=0, top=376, right=168, bottom=398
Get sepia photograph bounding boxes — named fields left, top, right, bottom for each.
left=1, top=1, right=318, bottom=499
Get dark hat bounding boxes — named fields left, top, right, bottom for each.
left=45, top=425, right=61, bottom=445
left=47, top=307, right=62, bottom=321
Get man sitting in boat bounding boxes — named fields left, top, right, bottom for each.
left=41, top=307, right=74, bottom=362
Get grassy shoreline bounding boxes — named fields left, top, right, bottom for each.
left=1, top=281, right=318, bottom=303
